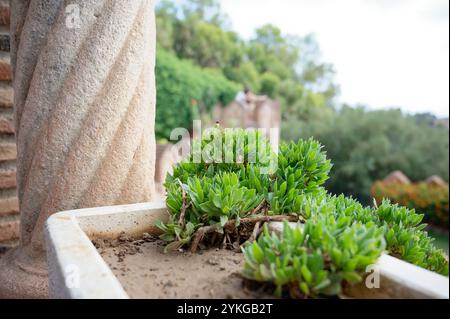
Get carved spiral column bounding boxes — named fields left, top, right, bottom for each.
left=0, top=0, right=156, bottom=298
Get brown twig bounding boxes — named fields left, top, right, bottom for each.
left=247, top=200, right=266, bottom=217
left=190, top=214, right=300, bottom=253
left=177, top=179, right=190, bottom=230
left=211, top=232, right=218, bottom=246
left=225, top=214, right=300, bottom=233
left=248, top=221, right=261, bottom=243
left=221, top=232, right=228, bottom=249
left=226, top=233, right=232, bottom=249
left=191, top=224, right=221, bottom=253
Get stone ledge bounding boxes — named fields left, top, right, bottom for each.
left=0, top=85, right=13, bottom=108
left=0, top=143, right=16, bottom=161
left=0, top=196, right=19, bottom=217
left=46, top=203, right=449, bottom=299
left=45, top=201, right=168, bottom=299
left=0, top=216, right=19, bottom=242
left=0, top=111, right=14, bottom=134
left=0, top=52, right=11, bottom=81
left=0, top=169, right=16, bottom=189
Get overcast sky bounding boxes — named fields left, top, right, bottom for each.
left=219, top=0, right=449, bottom=117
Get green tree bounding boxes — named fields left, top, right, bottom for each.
left=155, top=0, right=339, bottom=143
left=247, top=24, right=298, bottom=80
left=155, top=49, right=240, bottom=140
left=156, top=0, right=177, bottom=51
left=259, top=72, right=281, bottom=98
left=180, top=0, right=227, bottom=27
left=224, top=61, right=261, bottom=92
left=282, top=106, right=450, bottom=203
left=175, top=21, right=243, bottom=69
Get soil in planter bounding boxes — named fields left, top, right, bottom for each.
left=94, top=233, right=274, bottom=299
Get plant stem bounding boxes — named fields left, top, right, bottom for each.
left=249, top=221, right=261, bottom=243
left=190, top=214, right=300, bottom=253
left=177, top=179, right=190, bottom=231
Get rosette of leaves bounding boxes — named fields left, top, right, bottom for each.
left=158, top=172, right=264, bottom=252
left=167, top=128, right=276, bottom=185
left=298, top=193, right=448, bottom=275
left=268, top=139, right=332, bottom=214
left=242, top=219, right=386, bottom=298
left=329, top=196, right=448, bottom=275
left=371, top=181, right=449, bottom=228
left=158, top=130, right=332, bottom=252
left=374, top=200, right=448, bottom=275
left=248, top=192, right=448, bottom=285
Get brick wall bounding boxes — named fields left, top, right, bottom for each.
left=0, top=0, right=19, bottom=247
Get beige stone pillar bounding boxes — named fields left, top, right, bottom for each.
left=0, top=0, right=157, bottom=298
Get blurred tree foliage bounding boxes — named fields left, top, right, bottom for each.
left=156, top=49, right=239, bottom=140
left=155, top=0, right=449, bottom=204
left=372, top=181, right=449, bottom=229
left=155, top=0, right=338, bottom=121
left=282, top=106, right=450, bottom=203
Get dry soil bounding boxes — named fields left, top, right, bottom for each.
left=94, top=233, right=274, bottom=299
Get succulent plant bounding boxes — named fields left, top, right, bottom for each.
left=159, top=130, right=329, bottom=252
left=157, top=126, right=448, bottom=298
left=242, top=220, right=386, bottom=298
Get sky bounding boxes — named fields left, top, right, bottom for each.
left=219, top=0, right=449, bottom=118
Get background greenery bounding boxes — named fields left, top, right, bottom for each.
left=156, top=49, right=239, bottom=139
left=154, top=0, right=449, bottom=218
left=283, top=107, right=450, bottom=204
left=155, top=0, right=337, bottom=133
left=372, top=181, right=449, bottom=229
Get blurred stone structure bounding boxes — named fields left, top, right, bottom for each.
left=155, top=143, right=185, bottom=197
left=383, top=171, right=411, bottom=185
left=426, top=175, right=448, bottom=188
left=0, top=0, right=19, bottom=247
left=0, top=0, right=157, bottom=298
left=213, top=99, right=281, bottom=150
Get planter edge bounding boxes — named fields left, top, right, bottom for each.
left=268, top=222, right=449, bottom=299
left=45, top=201, right=168, bottom=299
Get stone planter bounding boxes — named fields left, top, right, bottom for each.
left=45, top=203, right=449, bottom=299
left=45, top=202, right=168, bottom=299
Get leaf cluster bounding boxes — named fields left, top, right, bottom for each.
left=158, top=130, right=448, bottom=298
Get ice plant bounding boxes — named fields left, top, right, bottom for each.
left=242, top=194, right=448, bottom=298
left=242, top=220, right=385, bottom=298
left=158, top=127, right=448, bottom=298
left=371, top=181, right=449, bottom=228
left=158, top=129, right=331, bottom=252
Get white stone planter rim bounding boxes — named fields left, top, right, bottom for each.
left=45, top=201, right=167, bottom=299
left=45, top=204, right=449, bottom=299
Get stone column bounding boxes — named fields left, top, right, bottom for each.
left=0, top=0, right=157, bottom=298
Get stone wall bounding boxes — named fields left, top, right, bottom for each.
left=0, top=0, right=19, bottom=246
left=213, top=99, right=281, bottom=151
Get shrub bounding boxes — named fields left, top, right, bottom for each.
left=259, top=72, right=281, bottom=98
left=282, top=106, right=450, bottom=204
left=371, top=181, right=449, bottom=229
left=243, top=220, right=385, bottom=298
left=157, top=128, right=448, bottom=298
left=243, top=195, right=448, bottom=298
left=158, top=129, right=329, bottom=252
left=155, top=49, right=240, bottom=140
